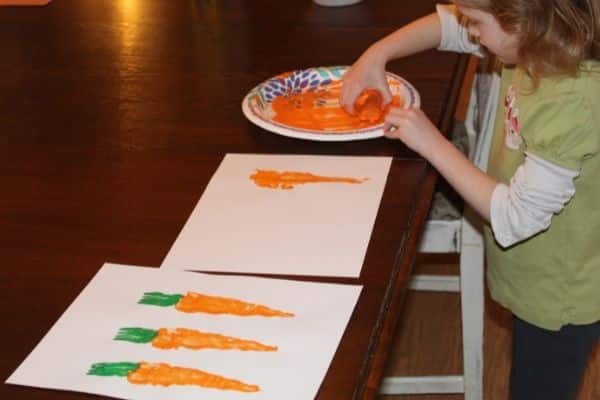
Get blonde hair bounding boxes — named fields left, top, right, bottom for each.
left=453, top=0, right=600, bottom=81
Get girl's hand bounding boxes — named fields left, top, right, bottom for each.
left=383, top=107, right=443, bottom=158
left=340, top=46, right=392, bottom=114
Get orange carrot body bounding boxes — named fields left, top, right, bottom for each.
left=175, top=291, right=294, bottom=317
left=127, top=362, right=259, bottom=392
left=152, top=328, right=277, bottom=351
left=250, top=170, right=366, bottom=190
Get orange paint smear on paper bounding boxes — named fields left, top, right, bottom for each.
left=152, top=328, right=277, bottom=352
left=127, top=362, right=260, bottom=392
left=250, top=170, right=368, bottom=190
left=175, top=291, right=294, bottom=317
left=271, top=81, right=404, bottom=131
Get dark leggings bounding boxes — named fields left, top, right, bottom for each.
left=510, top=316, right=600, bottom=400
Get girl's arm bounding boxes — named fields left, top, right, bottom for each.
left=341, top=5, right=482, bottom=113
left=428, top=131, right=496, bottom=220
left=368, top=12, right=443, bottom=64
left=340, top=12, right=442, bottom=114
left=384, top=107, right=496, bottom=220
left=385, top=107, right=579, bottom=248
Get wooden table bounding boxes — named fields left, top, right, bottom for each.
left=0, top=1, right=466, bottom=399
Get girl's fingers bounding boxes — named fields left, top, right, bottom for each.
left=343, top=98, right=355, bottom=114
left=384, top=107, right=417, bottom=138
left=380, top=85, right=393, bottom=106
left=339, top=85, right=349, bottom=111
left=383, top=121, right=397, bottom=134
left=385, top=107, right=407, bottom=126
left=340, top=84, right=358, bottom=114
left=387, top=106, right=409, bottom=117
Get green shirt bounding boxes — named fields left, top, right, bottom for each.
left=485, top=61, right=600, bottom=330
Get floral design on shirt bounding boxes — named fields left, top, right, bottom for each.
left=504, top=84, right=522, bottom=150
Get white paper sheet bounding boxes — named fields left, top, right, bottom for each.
left=161, top=153, right=391, bottom=277
left=7, top=263, right=362, bottom=400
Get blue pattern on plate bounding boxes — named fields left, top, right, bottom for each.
left=259, top=67, right=341, bottom=103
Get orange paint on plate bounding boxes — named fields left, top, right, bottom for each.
left=250, top=169, right=367, bottom=190
left=270, top=82, right=403, bottom=131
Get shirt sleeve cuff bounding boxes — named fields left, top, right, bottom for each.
left=436, top=3, right=484, bottom=56
left=490, top=183, right=514, bottom=248
left=436, top=3, right=458, bottom=52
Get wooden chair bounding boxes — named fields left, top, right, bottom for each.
left=380, top=56, right=500, bottom=399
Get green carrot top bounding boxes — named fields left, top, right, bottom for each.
left=138, top=292, right=182, bottom=307
left=114, top=327, right=157, bottom=343
left=88, top=362, right=139, bottom=377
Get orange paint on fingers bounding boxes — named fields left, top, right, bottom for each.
left=354, top=89, right=384, bottom=122
left=355, top=89, right=404, bottom=121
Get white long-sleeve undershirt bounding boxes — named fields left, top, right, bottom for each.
left=490, top=153, right=579, bottom=247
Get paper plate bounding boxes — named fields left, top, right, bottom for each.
left=242, top=66, right=420, bottom=142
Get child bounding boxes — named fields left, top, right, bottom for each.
left=341, top=1, right=600, bottom=399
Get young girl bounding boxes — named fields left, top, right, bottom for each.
left=341, top=1, right=600, bottom=399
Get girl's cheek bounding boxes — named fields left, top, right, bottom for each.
left=467, top=25, right=480, bottom=40
left=478, top=30, right=494, bottom=51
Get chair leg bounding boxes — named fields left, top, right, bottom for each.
left=380, top=375, right=464, bottom=394
left=460, top=208, right=485, bottom=400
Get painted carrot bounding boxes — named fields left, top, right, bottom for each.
left=88, top=361, right=259, bottom=392
left=114, top=327, right=277, bottom=351
left=139, top=291, right=294, bottom=317
left=250, top=169, right=368, bottom=190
